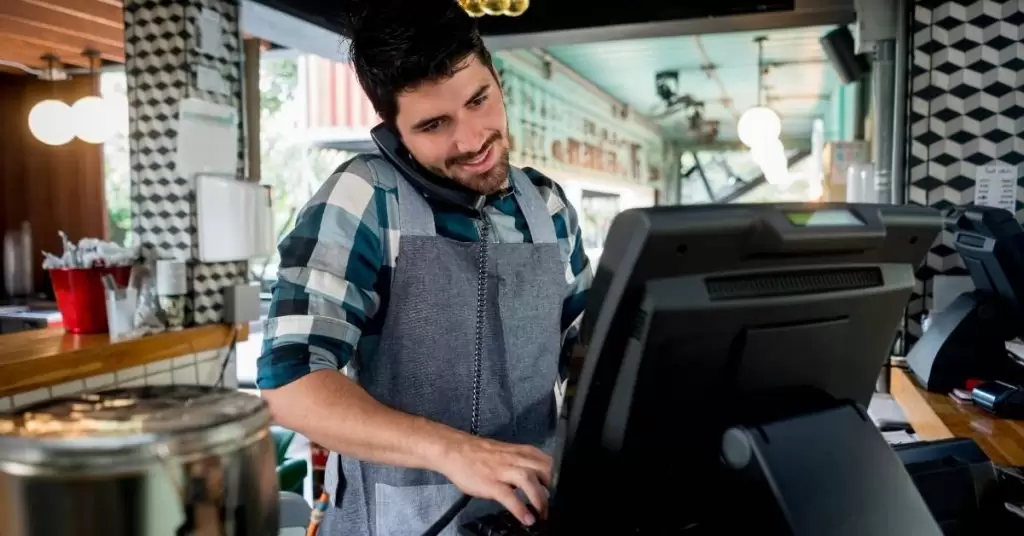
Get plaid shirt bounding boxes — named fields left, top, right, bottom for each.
left=257, top=154, right=593, bottom=389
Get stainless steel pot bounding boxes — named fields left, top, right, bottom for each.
left=0, top=385, right=279, bottom=535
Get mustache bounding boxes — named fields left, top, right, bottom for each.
left=447, top=132, right=503, bottom=167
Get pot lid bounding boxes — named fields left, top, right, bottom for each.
left=0, top=385, right=270, bottom=472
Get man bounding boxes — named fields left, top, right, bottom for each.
left=257, top=2, right=592, bottom=534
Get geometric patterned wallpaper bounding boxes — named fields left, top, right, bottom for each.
left=904, top=0, right=1024, bottom=347
left=123, top=0, right=249, bottom=324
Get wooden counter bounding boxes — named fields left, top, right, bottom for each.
left=0, top=323, right=248, bottom=397
left=891, top=367, right=1024, bottom=466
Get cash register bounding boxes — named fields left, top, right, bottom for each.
left=443, top=203, right=1021, bottom=535
left=907, top=206, right=1024, bottom=393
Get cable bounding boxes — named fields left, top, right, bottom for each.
left=422, top=494, right=473, bottom=536
left=0, top=60, right=42, bottom=77
left=215, top=325, right=240, bottom=387
left=420, top=217, right=490, bottom=536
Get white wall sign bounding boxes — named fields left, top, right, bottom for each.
left=974, top=163, right=1018, bottom=214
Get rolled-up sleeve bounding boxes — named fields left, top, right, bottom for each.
left=552, top=183, right=593, bottom=349
left=257, top=157, right=385, bottom=389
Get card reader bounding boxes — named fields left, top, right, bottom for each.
left=971, top=381, right=1024, bottom=419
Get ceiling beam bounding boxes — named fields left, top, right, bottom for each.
left=0, top=16, right=123, bottom=62
left=18, top=0, right=122, bottom=29
left=0, top=2, right=121, bottom=42
left=0, top=44, right=54, bottom=71
left=692, top=35, right=740, bottom=121
left=0, top=34, right=90, bottom=67
left=483, top=0, right=854, bottom=50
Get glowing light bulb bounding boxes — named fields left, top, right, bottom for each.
left=482, top=0, right=511, bottom=15
left=737, top=106, right=781, bottom=149
left=28, top=99, right=74, bottom=146
left=459, top=0, right=486, bottom=16
left=71, top=96, right=116, bottom=144
left=506, top=0, right=529, bottom=16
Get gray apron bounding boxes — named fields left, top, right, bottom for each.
left=322, top=159, right=565, bottom=535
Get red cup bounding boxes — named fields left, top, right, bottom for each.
left=49, top=266, right=132, bottom=334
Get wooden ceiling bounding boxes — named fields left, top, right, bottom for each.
left=0, top=1, right=272, bottom=74
left=0, top=0, right=124, bottom=72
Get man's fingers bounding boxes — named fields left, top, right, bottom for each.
left=491, top=486, right=534, bottom=526
left=502, top=469, right=548, bottom=518
left=511, top=449, right=553, bottom=485
left=516, top=446, right=551, bottom=465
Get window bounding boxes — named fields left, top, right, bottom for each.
left=101, top=70, right=131, bottom=246
left=254, top=55, right=358, bottom=289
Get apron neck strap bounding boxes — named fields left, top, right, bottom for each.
left=367, top=157, right=437, bottom=237
left=384, top=158, right=558, bottom=244
left=510, top=168, right=557, bottom=245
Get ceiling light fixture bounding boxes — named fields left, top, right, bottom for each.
left=29, top=99, right=74, bottom=146
left=737, top=106, right=781, bottom=148
left=71, top=49, right=116, bottom=144
left=459, top=0, right=529, bottom=17
left=737, top=36, right=782, bottom=149
left=27, top=55, right=74, bottom=146
left=737, top=36, right=793, bottom=186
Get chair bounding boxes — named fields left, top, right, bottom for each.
left=271, top=426, right=308, bottom=495
left=279, top=491, right=312, bottom=534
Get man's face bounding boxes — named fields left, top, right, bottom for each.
left=394, top=54, right=509, bottom=195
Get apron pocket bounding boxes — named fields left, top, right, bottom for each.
left=374, top=482, right=462, bottom=536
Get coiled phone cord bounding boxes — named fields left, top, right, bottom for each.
left=309, top=220, right=490, bottom=536
left=421, top=218, right=491, bottom=536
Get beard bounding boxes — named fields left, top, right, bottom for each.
left=433, top=132, right=510, bottom=195
left=451, top=146, right=510, bottom=195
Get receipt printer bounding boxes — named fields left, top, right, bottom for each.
left=972, top=381, right=1024, bottom=419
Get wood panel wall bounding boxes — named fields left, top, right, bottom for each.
left=0, top=73, right=107, bottom=296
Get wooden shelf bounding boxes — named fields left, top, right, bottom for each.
left=0, top=324, right=248, bottom=397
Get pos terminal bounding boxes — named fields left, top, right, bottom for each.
left=907, top=206, right=1024, bottom=393
left=456, top=203, right=948, bottom=535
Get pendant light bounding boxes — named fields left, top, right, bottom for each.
left=460, top=0, right=529, bottom=16
left=737, top=36, right=792, bottom=187
left=737, top=37, right=782, bottom=149
left=71, top=49, right=116, bottom=144
left=27, top=55, right=74, bottom=146
left=459, top=0, right=486, bottom=17
left=481, top=0, right=511, bottom=15
left=506, top=0, right=529, bottom=16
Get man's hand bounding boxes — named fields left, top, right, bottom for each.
left=437, top=435, right=553, bottom=526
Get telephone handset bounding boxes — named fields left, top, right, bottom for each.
left=370, top=123, right=487, bottom=213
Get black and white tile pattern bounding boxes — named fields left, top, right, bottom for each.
left=905, top=0, right=1024, bottom=347
left=123, top=0, right=249, bottom=324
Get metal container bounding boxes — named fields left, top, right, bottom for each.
left=0, top=385, right=279, bottom=536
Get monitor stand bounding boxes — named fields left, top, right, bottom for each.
left=720, top=401, right=943, bottom=536
left=906, top=291, right=1024, bottom=393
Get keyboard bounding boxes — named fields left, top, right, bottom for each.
left=458, top=510, right=548, bottom=536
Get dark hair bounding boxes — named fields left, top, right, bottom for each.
left=340, top=1, right=494, bottom=124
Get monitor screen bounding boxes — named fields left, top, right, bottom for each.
left=784, top=209, right=864, bottom=227
left=552, top=203, right=942, bottom=533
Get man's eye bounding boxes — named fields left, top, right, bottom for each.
left=470, top=95, right=488, bottom=107
left=421, top=121, right=441, bottom=132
